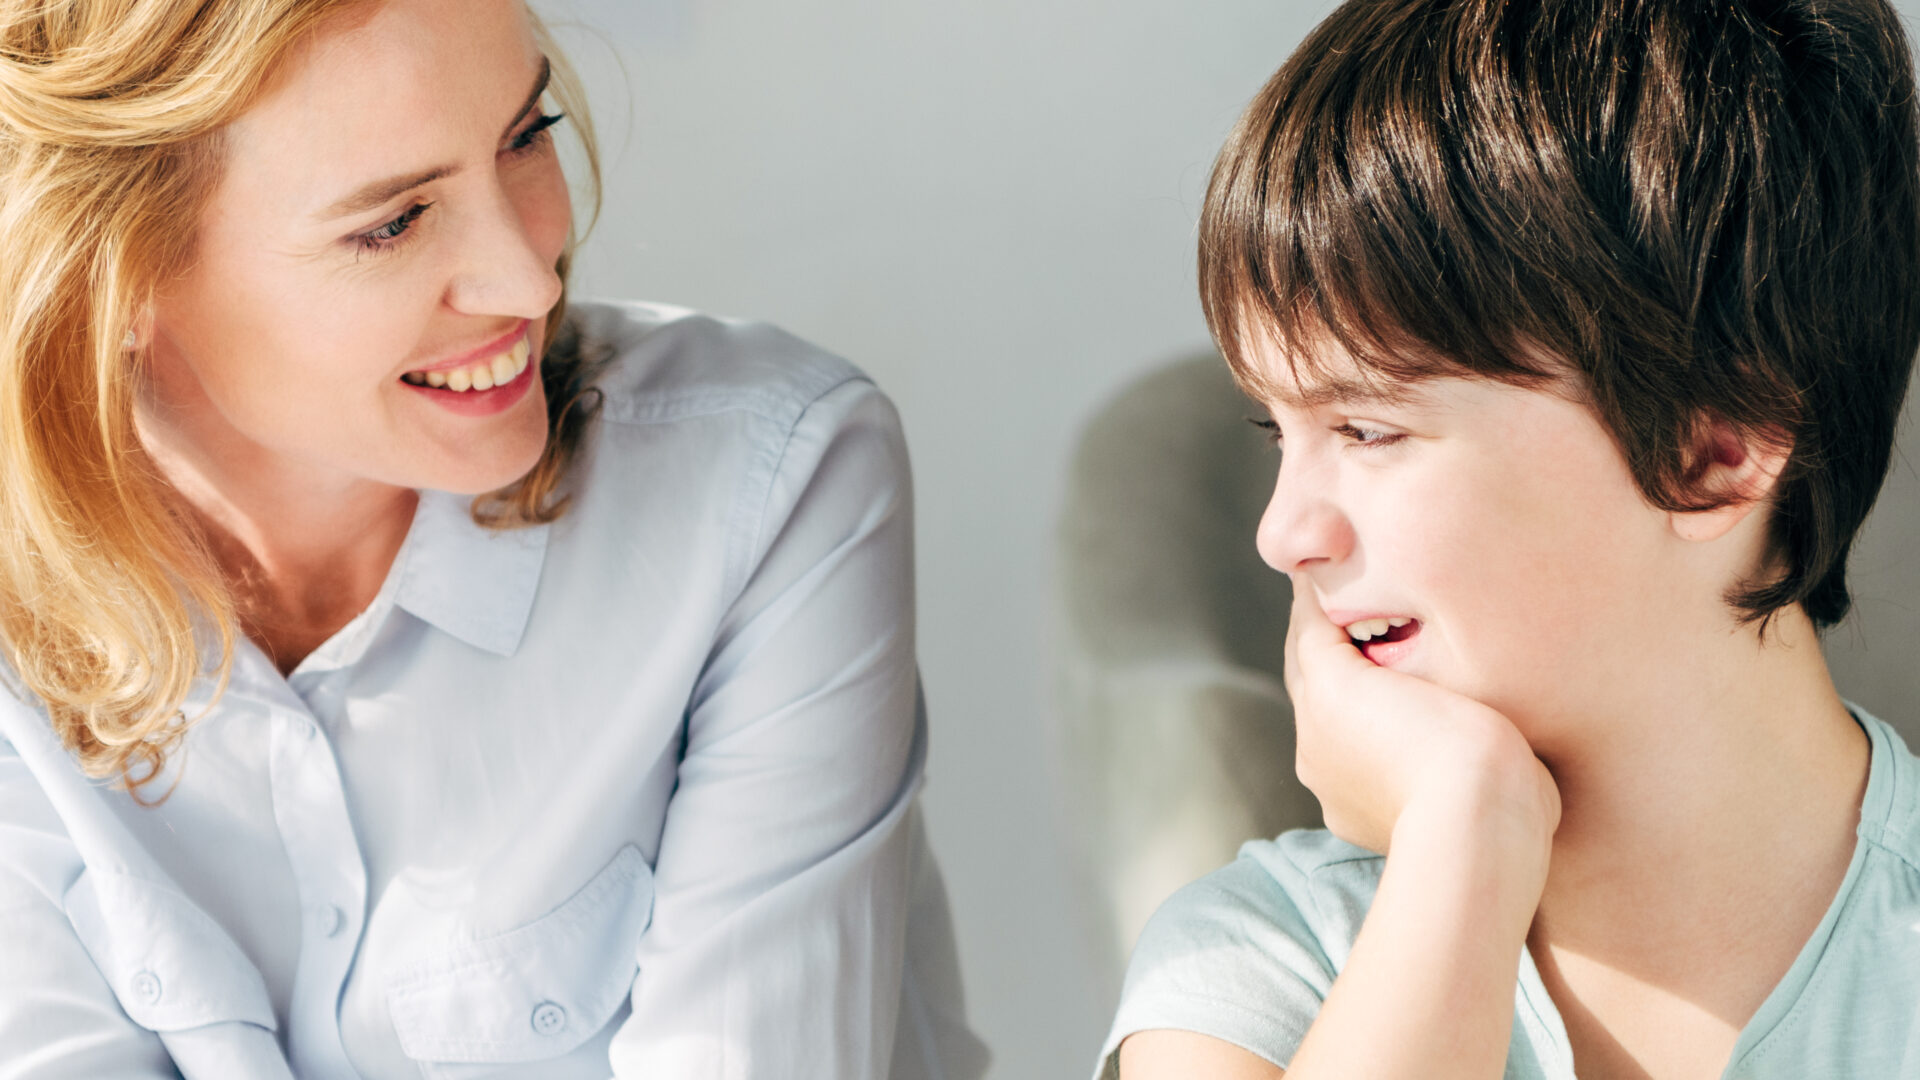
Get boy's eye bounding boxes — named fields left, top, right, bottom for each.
left=1246, top=417, right=1404, bottom=450
left=1334, top=423, right=1402, bottom=446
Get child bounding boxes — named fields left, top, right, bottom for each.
left=1100, top=1, right=1920, bottom=1077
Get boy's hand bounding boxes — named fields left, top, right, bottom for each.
left=1284, top=580, right=1561, bottom=857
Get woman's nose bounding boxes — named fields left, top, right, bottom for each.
left=444, top=188, right=565, bottom=320
left=1254, top=459, right=1354, bottom=574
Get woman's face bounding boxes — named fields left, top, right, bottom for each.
left=143, top=0, right=570, bottom=497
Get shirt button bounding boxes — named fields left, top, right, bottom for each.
left=131, top=970, right=162, bottom=1004
left=315, top=903, right=346, bottom=938
left=530, top=1001, right=567, bottom=1036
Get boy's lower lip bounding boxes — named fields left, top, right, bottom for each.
left=1358, top=623, right=1420, bottom=666
left=399, top=354, right=537, bottom=417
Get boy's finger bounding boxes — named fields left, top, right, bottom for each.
left=1288, top=575, right=1374, bottom=682
left=1288, top=575, right=1354, bottom=647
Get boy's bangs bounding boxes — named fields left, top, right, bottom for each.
left=1198, top=2, right=1566, bottom=405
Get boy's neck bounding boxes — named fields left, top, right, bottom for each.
left=1526, top=603, right=1869, bottom=1037
left=1535, top=603, right=1865, bottom=886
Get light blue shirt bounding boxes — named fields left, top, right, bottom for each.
left=0, top=301, right=987, bottom=1080
left=1098, top=708, right=1920, bottom=1079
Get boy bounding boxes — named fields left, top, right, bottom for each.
left=1099, top=1, right=1920, bottom=1078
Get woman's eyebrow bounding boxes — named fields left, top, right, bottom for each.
left=313, top=56, right=552, bottom=222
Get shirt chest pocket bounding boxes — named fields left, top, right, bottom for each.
left=385, top=844, right=655, bottom=1073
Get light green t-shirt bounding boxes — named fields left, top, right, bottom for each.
left=1097, top=708, right=1920, bottom=1079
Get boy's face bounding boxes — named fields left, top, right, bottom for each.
left=1251, top=340, right=1691, bottom=736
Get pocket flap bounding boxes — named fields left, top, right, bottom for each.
left=64, top=869, right=277, bottom=1033
left=386, top=844, right=656, bottom=1064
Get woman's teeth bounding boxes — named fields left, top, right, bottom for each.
left=1346, top=616, right=1412, bottom=642
left=401, top=337, right=531, bottom=392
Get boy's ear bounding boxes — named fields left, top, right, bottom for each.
left=1668, top=420, right=1791, bottom=543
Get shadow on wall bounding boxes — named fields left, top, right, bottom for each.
left=1052, top=355, right=1920, bottom=1000
left=1051, top=354, right=1323, bottom=994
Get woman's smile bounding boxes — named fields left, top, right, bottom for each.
left=398, top=320, right=539, bottom=416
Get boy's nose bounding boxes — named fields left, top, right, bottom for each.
left=1255, top=466, right=1354, bottom=574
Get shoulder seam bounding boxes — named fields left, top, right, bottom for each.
left=1860, top=827, right=1920, bottom=876
left=596, top=374, right=859, bottom=431
left=715, top=374, right=876, bottom=613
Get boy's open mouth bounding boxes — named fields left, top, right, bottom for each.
left=1344, top=617, right=1420, bottom=664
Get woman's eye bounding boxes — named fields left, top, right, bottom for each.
left=507, top=112, right=566, bottom=156
left=1248, top=417, right=1282, bottom=446
left=355, top=201, right=432, bottom=254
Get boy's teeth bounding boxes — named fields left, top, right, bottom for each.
left=407, top=338, right=531, bottom=393
left=1348, top=616, right=1417, bottom=643
left=1347, top=618, right=1391, bottom=641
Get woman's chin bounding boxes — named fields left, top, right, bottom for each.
left=424, top=457, right=546, bottom=496
left=404, top=406, right=552, bottom=494
left=402, top=434, right=550, bottom=496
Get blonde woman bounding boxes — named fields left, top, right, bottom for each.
left=0, top=1, right=983, bottom=1077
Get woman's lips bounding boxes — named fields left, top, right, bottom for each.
left=403, top=320, right=531, bottom=376
left=398, top=348, right=538, bottom=418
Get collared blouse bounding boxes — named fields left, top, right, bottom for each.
left=0, top=301, right=987, bottom=1080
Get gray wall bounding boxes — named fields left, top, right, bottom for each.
left=540, top=2, right=1920, bottom=1077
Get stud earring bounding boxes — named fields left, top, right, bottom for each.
left=122, top=329, right=137, bottom=349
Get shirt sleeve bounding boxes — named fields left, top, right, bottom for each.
left=1093, top=840, right=1355, bottom=1080
left=609, top=377, right=925, bottom=1079
left=0, top=738, right=179, bottom=1080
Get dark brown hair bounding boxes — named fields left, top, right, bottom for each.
left=1201, top=0, right=1920, bottom=628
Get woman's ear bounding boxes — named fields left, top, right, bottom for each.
left=1668, top=420, right=1792, bottom=543
left=123, top=303, right=154, bottom=351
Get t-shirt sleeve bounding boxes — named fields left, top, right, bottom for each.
left=1093, top=832, right=1373, bottom=1079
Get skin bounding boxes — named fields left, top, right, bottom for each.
left=135, top=0, right=570, bottom=673
left=1120, top=344, right=1868, bottom=1080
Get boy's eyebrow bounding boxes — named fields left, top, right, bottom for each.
left=1266, top=374, right=1429, bottom=410
left=314, top=56, right=552, bottom=222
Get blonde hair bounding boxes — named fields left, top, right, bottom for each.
left=0, top=0, right=602, bottom=792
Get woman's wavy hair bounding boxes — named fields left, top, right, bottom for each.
left=1203, top=0, right=1920, bottom=631
left=0, top=0, right=603, bottom=793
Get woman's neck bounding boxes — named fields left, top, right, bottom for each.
left=137, top=409, right=418, bottom=675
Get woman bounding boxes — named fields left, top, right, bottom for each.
left=0, top=1, right=983, bottom=1077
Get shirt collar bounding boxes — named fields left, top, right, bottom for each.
left=391, top=489, right=550, bottom=658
